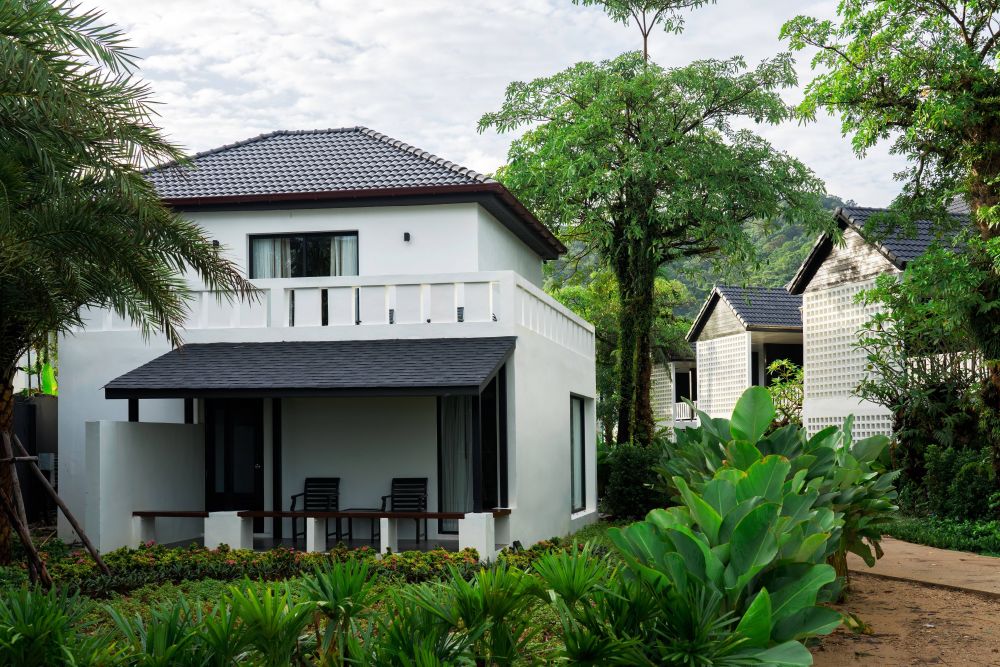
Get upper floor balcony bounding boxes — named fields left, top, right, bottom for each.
left=78, top=270, right=595, bottom=359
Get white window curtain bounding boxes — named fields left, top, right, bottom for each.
left=252, top=238, right=292, bottom=278
left=331, top=235, right=358, bottom=276
left=439, top=396, right=474, bottom=533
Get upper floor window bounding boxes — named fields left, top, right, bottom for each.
left=249, top=232, right=358, bottom=279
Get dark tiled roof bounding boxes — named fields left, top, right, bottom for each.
left=146, top=127, right=493, bottom=198
left=716, top=286, right=802, bottom=328
left=104, top=337, right=515, bottom=398
left=143, top=127, right=566, bottom=259
left=838, top=206, right=968, bottom=262
left=788, top=205, right=970, bottom=293
left=687, top=286, right=801, bottom=341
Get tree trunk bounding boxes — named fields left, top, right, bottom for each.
left=0, top=367, right=15, bottom=564
left=614, top=250, right=657, bottom=446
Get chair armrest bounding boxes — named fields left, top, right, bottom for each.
left=289, top=492, right=305, bottom=511
left=380, top=494, right=391, bottom=511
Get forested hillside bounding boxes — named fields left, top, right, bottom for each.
left=665, top=194, right=853, bottom=317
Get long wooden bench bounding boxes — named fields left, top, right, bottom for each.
left=132, top=511, right=209, bottom=518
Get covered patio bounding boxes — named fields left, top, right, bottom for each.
left=91, top=337, right=516, bottom=560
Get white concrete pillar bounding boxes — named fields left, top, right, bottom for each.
left=459, top=512, right=496, bottom=562
left=306, top=517, right=328, bottom=553
left=379, top=517, right=398, bottom=555
left=204, top=511, right=252, bottom=550
left=131, top=515, right=156, bottom=548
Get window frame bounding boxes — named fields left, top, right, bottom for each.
left=570, top=395, right=586, bottom=513
left=247, top=231, right=359, bottom=279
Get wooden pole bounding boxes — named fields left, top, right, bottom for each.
left=0, top=489, right=50, bottom=588
left=10, top=433, right=110, bottom=575
left=1, top=433, right=30, bottom=540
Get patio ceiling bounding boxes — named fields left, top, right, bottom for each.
left=104, top=337, right=515, bottom=399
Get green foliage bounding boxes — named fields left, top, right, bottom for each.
left=300, top=560, right=376, bottom=659
left=0, top=587, right=97, bottom=666
left=228, top=582, right=314, bottom=667
left=602, top=442, right=670, bottom=520
left=767, top=360, right=804, bottom=428
left=482, top=45, right=829, bottom=444
left=885, top=516, right=1000, bottom=556
left=782, top=1, right=1000, bottom=227
left=659, top=388, right=899, bottom=574
left=924, top=445, right=996, bottom=521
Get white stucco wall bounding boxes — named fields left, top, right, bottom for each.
left=279, top=396, right=439, bottom=540
left=508, top=320, right=598, bottom=544
left=85, top=421, right=205, bottom=552
left=476, top=207, right=544, bottom=286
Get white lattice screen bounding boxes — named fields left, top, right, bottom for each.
left=803, top=281, right=882, bottom=399
left=696, top=333, right=749, bottom=418
left=651, top=362, right=673, bottom=424
left=805, top=414, right=894, bottom=439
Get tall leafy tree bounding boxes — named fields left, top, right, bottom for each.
left=0, top=1, right=253, bottom=560
left=481, top=51, right=828, bottom=444
left=782, top=1, right=1000, bottom=465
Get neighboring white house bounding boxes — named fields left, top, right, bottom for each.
left=686, top=285, right=803, bottom=419
left=58, top=127, right=598, bottom=557
left=787, top=205, right=963, bottom=439
left=651, top=348, right=697, bottom=429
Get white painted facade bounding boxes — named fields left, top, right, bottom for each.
left=59, top=200, right=597, bottom=554
left=800, top=278, right=894, bottom=437
left=651, top=360, right=698, bottom=430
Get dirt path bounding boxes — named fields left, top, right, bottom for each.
left=812, top=573, right=1000, bottom=666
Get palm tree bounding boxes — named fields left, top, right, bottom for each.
left=0, top=0, right=255, bottom=560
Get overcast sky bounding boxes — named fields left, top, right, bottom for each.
left=86, top=0, right=904, bottom=206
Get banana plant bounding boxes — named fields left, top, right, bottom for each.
left=659, top=387, right=899, bottom=578
left=610, top=451, right=844, bottom=659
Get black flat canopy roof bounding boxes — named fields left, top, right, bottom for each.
left=104, top=337, right=516, bottom=399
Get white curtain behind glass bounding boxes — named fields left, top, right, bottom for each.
left=331, top=235, right=358, bottom=276
left=252, top=238, right=292, bottom=278
left=440, top=396, right=474, bottom=532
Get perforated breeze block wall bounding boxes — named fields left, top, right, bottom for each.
left=696, top=333, right=749, bottom=418
left=651, top=362, right=672, bottom=424
left=802, top=280, right=892, bottom=437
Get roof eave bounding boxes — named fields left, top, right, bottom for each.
left=161, top=182, right=566, bottom=260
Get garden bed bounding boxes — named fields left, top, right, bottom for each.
left=884, top=515, right=1000, bottom=556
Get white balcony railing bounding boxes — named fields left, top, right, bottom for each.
left=78, top=271, right=596, bottom=358
left=674, top=401, right=696, bottom=421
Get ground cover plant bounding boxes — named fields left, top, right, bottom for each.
left=884, top=516, right=1000, bottom=557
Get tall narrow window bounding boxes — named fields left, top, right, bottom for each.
left=570, top=396, right=585, bottom=513
left=249, top=232, right=358, bottom=279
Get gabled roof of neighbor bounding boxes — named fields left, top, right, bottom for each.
left=788, top=205, right=970, bottom=294
left=144, top=127, right=565, bottom=258
left=104, top=337, right=516, bottom=399
left=687, top=285, right=802, bottom=342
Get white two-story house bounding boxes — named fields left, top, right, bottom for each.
left=58, top=127, right=597, bottom=557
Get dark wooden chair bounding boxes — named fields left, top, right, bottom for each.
left=290, top=477, right=340, bottom=547
left=381, top=477, right=428, bottom=542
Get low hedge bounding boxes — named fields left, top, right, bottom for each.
left=885, top=515, right=1000, bottom=556
left=16, top=536, right=595, bottom=598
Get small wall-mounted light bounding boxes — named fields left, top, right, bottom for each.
left=403, top=232, right=411, bottom=242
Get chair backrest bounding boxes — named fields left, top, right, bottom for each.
left=389, top=477, right=427, bottom=512
left=302, top=477, right=340, bottom=511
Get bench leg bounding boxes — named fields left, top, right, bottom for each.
left=131, top=516, right=156, bottom=548
left=306, top=517, right=327, bottom=553
left=205, top=512, right=252, bottom=550
left=379, top=517, right=398, bottom=555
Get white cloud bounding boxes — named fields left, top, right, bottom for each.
left=85, top=0, right=905, bottom=205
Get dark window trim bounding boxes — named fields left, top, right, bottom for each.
left=272, top=398, right=283, bottom=540
left=570, top=395, right=586, bottom=514
left=248, top=230, right=358, bottom=279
